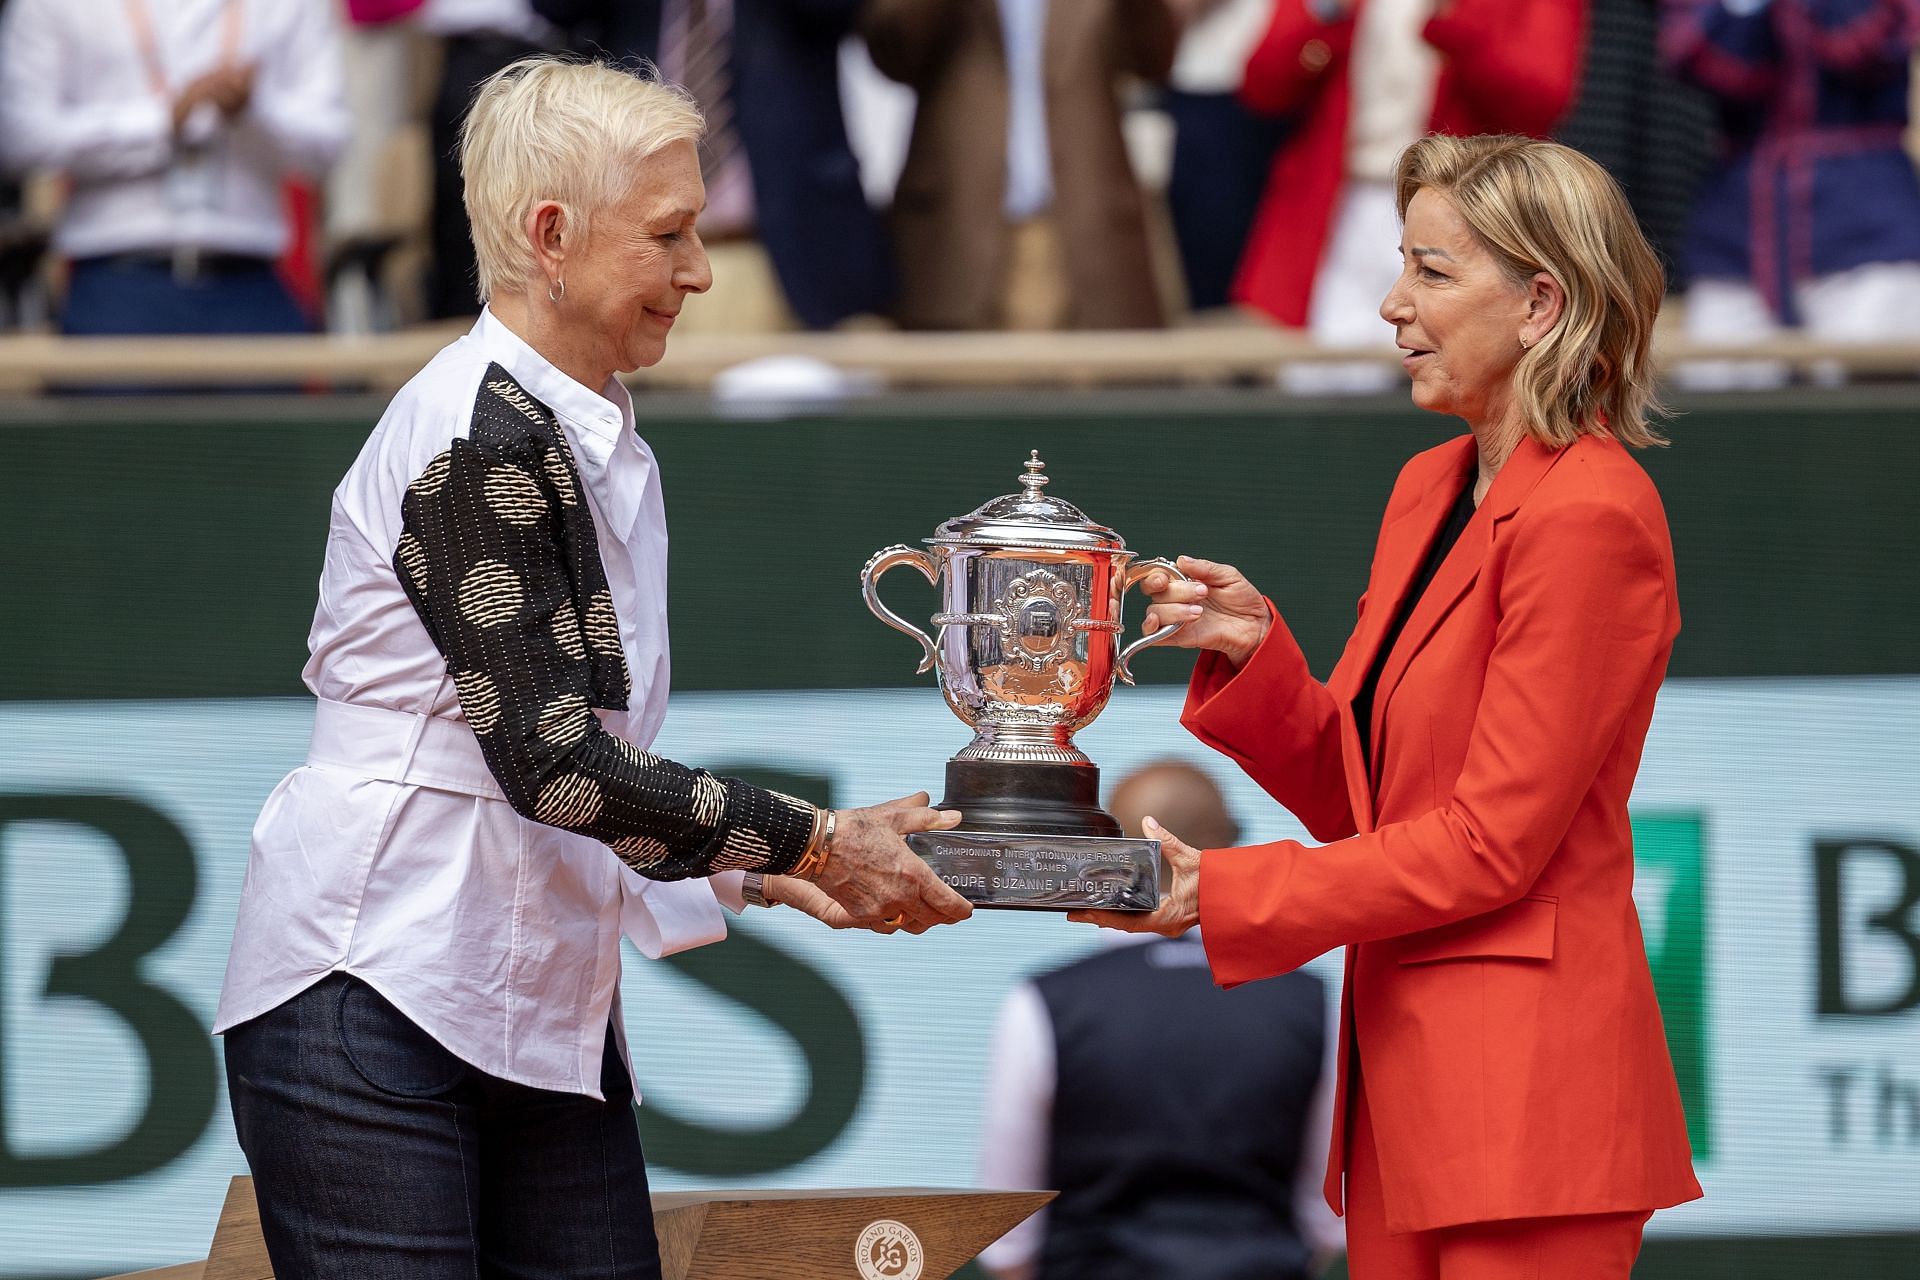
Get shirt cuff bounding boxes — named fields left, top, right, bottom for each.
left=176, top=100, right=222, bottom=149
left=95, top=98, right=177, bottom=173
left=619, top=872, right=729, bottom=958
left=710, top=870, right=748, bottom=915
left=1182, top=599, right=1295, bottom=733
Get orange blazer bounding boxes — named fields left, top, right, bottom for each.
left=1184, top=433, right=1703, bottom=1233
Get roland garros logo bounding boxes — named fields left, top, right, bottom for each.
left=855, top=1218, right=924, bottom=1280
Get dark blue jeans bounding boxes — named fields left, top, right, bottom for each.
left=223, top=973, right=663, bottom=1280
left=62, top=255, right=311, bottom=336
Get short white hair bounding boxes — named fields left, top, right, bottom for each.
left=460, top=57, right=704, bottom=303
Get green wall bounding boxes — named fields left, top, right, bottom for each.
left=4, top=387, right=1917, bottom=706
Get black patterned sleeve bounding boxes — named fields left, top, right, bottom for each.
left=391, top=432, right=816, bottom=880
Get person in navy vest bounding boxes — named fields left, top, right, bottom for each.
left=978, top=762, right=1342, bottom=1280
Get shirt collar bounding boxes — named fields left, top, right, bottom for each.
left=472, top=308, right=651, bottom=538
left=473, top=307, right=634, bottom=446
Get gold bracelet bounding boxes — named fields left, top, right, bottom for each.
left=790, top=807, right=836, bottom=881
left=802, top=808, right=836, bottom=879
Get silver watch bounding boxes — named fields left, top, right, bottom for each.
left=742, top=871, right=772, bottom=909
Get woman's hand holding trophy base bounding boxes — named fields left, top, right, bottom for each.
left=779, top=793, right=973, bottom=934
left=1068, top=553, right=1268, bottom=936
left=1067, top=817, right=1202, bottom=937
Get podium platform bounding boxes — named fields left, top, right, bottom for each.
left=102, top=1176, right=1053, bottom=1280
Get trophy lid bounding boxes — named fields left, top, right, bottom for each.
left=927, top=452, right=1129, bottom=554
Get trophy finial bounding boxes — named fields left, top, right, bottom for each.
left=1019, top=451, right=1050, bottom=500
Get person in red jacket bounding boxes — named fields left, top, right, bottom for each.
left=1075, top=134, right=1702, bottom=1278
left=1234, top=0, right=1587, bottom=387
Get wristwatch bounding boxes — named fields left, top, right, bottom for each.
left=742, top=871, right=772, bottom=909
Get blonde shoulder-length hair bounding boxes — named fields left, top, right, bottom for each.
left=460, top=58, right=704, bottom=304
left=1395, top=134, right=1668, bottom=450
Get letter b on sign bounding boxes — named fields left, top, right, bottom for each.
left=0, top=794, right=217, bottom=1185
left=1816, top=838, right=1920, bottom=1018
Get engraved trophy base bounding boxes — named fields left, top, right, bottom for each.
left=935, top=758, right=1121, bottom=838
left=904, top=759, right=1164, bottom=912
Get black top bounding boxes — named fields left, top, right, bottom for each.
left=1353, top=479, right=1478, bottom=765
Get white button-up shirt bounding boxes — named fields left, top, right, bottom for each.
left=0, top=0, right=348, bottom=260
left=214, top=311, right=745, bottom=1098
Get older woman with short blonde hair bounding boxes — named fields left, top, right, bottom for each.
left=1086, top=135, right=1704, bottom=1278
left=215, top=58, right=968, bottom=1279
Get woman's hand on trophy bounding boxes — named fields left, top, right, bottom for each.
left=1066, top=817, right=1201, bottom=937
left=769, top=875, right=940, bottom=935
left=1138, top=555, right=1272, bottom=668
left=807, top=793, right=975, bottom=931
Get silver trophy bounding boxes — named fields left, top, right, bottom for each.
left=861, top=452, right=1190, bottom=911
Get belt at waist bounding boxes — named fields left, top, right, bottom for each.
left=306, top=698, right=507, bottom=801
left=81, top=251, right=277, bottom=276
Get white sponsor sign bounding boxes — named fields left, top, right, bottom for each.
left=0, top=680, right=1915, bottom=1272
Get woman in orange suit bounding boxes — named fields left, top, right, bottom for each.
left=1074, top=134, right=1704, bottom=1277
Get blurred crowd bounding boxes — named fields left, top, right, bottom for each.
left=0, top=0, right=1917, bottom=379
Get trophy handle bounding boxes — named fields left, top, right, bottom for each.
left=861, top=545, right=940, bottom=675
left=1115, top=557, right=1193, bottom=687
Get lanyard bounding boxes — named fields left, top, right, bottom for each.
left=122, top=0, right=246, bottom=100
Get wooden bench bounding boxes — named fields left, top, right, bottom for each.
left=101, top=1175, right=1053, bottom=1280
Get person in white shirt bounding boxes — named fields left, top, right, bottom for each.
left=0, top=0, right=347, bottom=335
left=978, top=762, right=1342, bottom=1280
left=214, top=58, right=971, bottom=1279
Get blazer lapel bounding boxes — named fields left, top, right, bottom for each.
left=1337, top=439, right=1477, bottom=702
left=1365, top=500, right=1489, bottom=776
left=1365, top=435, right=1571, bottom=775
left=1481, top=432, right=1570, bottom=525
left=1331, top=439, right=1474, bottom=828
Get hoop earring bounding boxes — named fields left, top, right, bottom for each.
left=548, top=278, right=565, bottom=304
